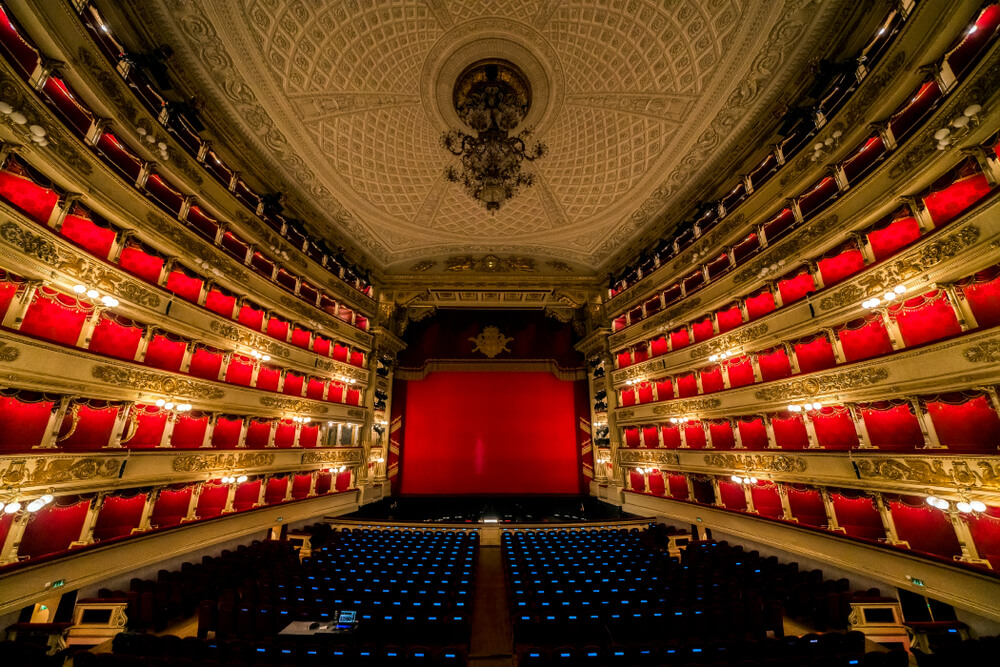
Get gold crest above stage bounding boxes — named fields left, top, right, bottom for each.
left=469, top=326, right=514, bottom=358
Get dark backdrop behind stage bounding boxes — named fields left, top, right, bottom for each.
left=389, top=310, right=589, bottom=496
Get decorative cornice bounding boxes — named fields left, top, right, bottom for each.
left=753, top=367, right=888, bottom=402
left=962, top=337, right=1000, bottom=364
left=301, top=449, right=364, bottom=465
left=172, top=452, right=276, bottom=473
left=855, top=456, right=1000, bottom=491
left=208, top=321, right=291, bottom=358
left=617, top=450, right=681, bottom=466
left=1, top=456, right=123, bottom=488
left=688, top=323, right=769, bottom=359
left=651, top=398, right=723, bottom=416
left=611, top=358, right=666, bottom=385
left=732, top=215, right=841, bottom=286
left=703, top=452, right=807, bottom=474
left=258, top=396, right=329, bottom=414
left=91, top=365, right=226, bottom=400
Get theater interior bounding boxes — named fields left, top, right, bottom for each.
left=2, top=1, right=1000, bottom=665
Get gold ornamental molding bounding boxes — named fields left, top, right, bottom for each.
left=703, top=453, right=808, bottom=474
left=611, top=358, right=666, bottom=385
left=688, top=323, right=769, bottom=360
left=0, top=341, right=20, bottom=362
left=733, top=216, right=841, bottom=286
left=209, top=321, right=291, bottom=358
left=818, top=226, right=981, bottom=312
left=651, top=398, right=723, bottom=416
left=301, top=449, right=363, bottom=465
left=259, top=396, right=329, bottom=413
left=753, top=367, right=888, bottom=402
left=91, top=365, right=227, bottom=400
left=1, top=457, right=123, bottom=488
left=145, top=212, right=251, bottom=285
left=617, top=450, right=681, bottom=466
left=469, top=326, right=514, bottom=358
left=964, top=337, right=1000, bottom=364
left=172, top=452, right=276, bottom=473
left=0, top=220, right=162, bottom=309
left=617, top=409, right=635, bottom=419
left=314, top=359, right=369, bottom=383
left=854, top=456, right=1000, bottom=491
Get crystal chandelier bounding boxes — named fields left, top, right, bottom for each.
left=441, top=61, right=546, bottom=213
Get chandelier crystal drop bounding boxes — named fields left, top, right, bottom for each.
left=441, top=60, right=546, bottom=213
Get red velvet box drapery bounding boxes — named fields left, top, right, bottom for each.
left=326, top=383, right=346, bottom=403
left=798, top=176, right=839, bottom=218
left=655, top=378, right=673, bottom=400
left=89, top=314, right=143, bottom=360
left=967, top=509, right=1000, bottom=570
left=315, top=471, right=333, bottom=495
left=636, top=383, right=654, bottom=404
left=238, top=302, right=266, bottom=330
left=189, top=346, right=224, bottom=380
left=623, top=427, right=640, bottom=448
left=841, top=135, right=886, bottom=183
left=19, top=287, right=92, bottom=346
left=150, top=487, right=192, bottom=528
left=196, top=483, right=229, bottom=519
left=291, top=473, right=313, bottom=499
left=708, top=421, right=735, bottom=450
left=265, top=476, right=289, bottom=504
left=290, top=327, right=311, bottom=349
left=0, top=5, right=40, bottom=76
left=117, top=243, right=165, bottom=284
left=719, top=480, right=748, bottom=511
left=745, top=289, right=776, bottom=320
left=18, top=498, right=91, bottom=559
left=347, top=388, right=362, bottom=406
left=266, top=317, right=290, bottom=341
left=274, top=421, right=296, bottom=448
left=299, top=424, right=319, bottom=448
left=751, top=483, right=784, bottom=519
left=335, top=470, right=353, bottom=492
left=811, top=407, right=858, bottom=450
left=350, top=350, right=366, bottom=366
left=684, top=422, right=706, bottom=449
left=0, top=390, right=55, bottom=450
left=925, top=393, right=1000, bottom=452
left=650, top=336, right=669, bottom=357
left=143, top=333, right=187, bottom=372
left=831, top=493, right=885, bottom=540
left=945, top=4, right=1000, bottom=77
left=771, top=413, right=809, bottom=449
left=233, top=479, right=261, bottom=511
left=171, top=413, right=209, bottom=449
left=165, top=267, right=204, bottom=303
left=817, top=243, right=865, bottom=286
left=0, top=165, right=59, bottom=224
left=889, top=80, right=941, bottom=140
left=121, top=405, right=167, bottom=449
left=313, top=336, right=331, bottom=357
left=959, top=264, right=1000, bottom=328
left=677, top=373, right=698, bottom=398
left=333, top=343, right=349, bottom=362
left=617, top=351, right=632, bottom=368
left=793, top=333, right=837, bottom=374
left=837, top=315, right=894, bottom=362
left=787, top=487, right=826, bottom=527
left=647, top=470, right=666, bottom=496
left=204, top=287, right=237, bottom=318
left=60, top=209, right=116, bottom=258
left=0, top=269, right=22, bottom=318
left=757, top=347, right=792, bottom=382
left=667, top=474, right=690, bottom=499
left=660, top=425, right=681, bottom=449
left=866, top=214, right=922, bottom=261
left=224, top=354, right=254, bottom=386
left=859, top=401, right=924, bottom=450
left=716, top=305, right=743, bottom=333
left=211, top=416, right=243, bottom=449
left=737, top=417, right=769, bottom=450
left=93, top=492, right=146, bottom=541
left=641, top=425, right=658, bottom=448
left=888, top=291, right=962, bottom=348
left=58, top=400, right=119, bottom=450
left=245, top=419, right=273, bottom=449
left=255, top=365, right=281, bottom=392
left=282, top=372, right=305, bottom=396
left=777, top=268, right=816, bottom=305
left=629, top=470, right=645, bottom=492
left=691, top=317, right=714, bottom=342
left=670, top=327, right=690, bottom=350
left=726, top=356, right=756, bottom=388
left=632, top=344, right=648, bottom=364
left=922, top=166, right=992, bottom=226
left=306, top=378, right=326, bottom=401
left=888, top=500, right=962, bottom=558
left=700, top=367, right=724, bottom=394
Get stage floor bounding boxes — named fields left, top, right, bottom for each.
left=339, top=496, right=638, bottom=524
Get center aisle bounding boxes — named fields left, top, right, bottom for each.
left=469, top=545, right=515, bottom=666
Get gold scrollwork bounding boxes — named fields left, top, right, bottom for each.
left=617, top=409, right=635, bottom=419
left=172, top=452, right=276, bottom=473
left=1, top=457, right=122, bottom=488
left=651, top=398, right=722, bottom=416
left=0, top=341, right=20, bottom=362
left=301, top=449, right=363, bottom=465
left=855, top=456, right=1000, bottom=490
left=617, top=450, right=680, bottom=466
left=259, top=396, right=329, bottom=413
left=209, top=321, right=291, bottom=357
left=611, top=359, right=665, bottom=384
left=688, top=323, right=768, bottom=359
left=91, top=365, right=227, bottom=399
left=963, top=338, right=1000, bottom=364
left=703, top=453, right=807, bottom=474
left=753, top=367, right=888, bottom=401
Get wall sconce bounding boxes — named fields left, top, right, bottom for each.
left=862, top=285, right=906, bottom=309
left=73, top=284, right=119, bottom=307
left=155, top=398, right=192, bottom=412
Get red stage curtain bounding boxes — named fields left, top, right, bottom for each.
left=716, top=305, right=743, bottom=334
left=771, top=413, right=809, bottom=449
left=255, top=365, right=281, bottom=392
left=788, top=487, right=826, bottom=527
left=347, top=388, right=362, bottom=406
left=291, top=474, right=313, bottom=499
left=19, top=287, right=92, bottom=346
left=306, top=378, right=326, bottom=401
left=889, top=500, right=961, bottom=558
left=327, top=383, right=346, bottom=403
left=623, top=427, right=640, bottom=448
left=660, top=425, right=681, bottom=449
left=0, top=390, right=55, bottom=451
left=617, top=351, right=632, bottom=368
left=196, top=484, right=229, bottom=519
left=737, top=418, right=768, bottom=450
left=313, top=336, right=331, bottom=357
left=655, top=378, right=673, bottom=400
left=777, top=268, right=816, bottom=305
left=700, top=367, right=724, bottom=394
left=923, top=168, right=992, bottom=227
left=677, top=373, right=698, bottom=398
left=889, top=291, right=962, bottom=348
left=684, top=422, right=706, bottom=449
left=233, top=479, right=261, bottom=511
left=58, top=401, right=119, bottom=450
left=244, top=419, right=272, bottom=448
left=315, top=471, right=333, bottom=495
left=89, top=314, right=142, bottom=360
left=650, top=336, right=669, bottom=357
left=93, top=492, right=145, bottom=541
left=335, top=470, right=352, bottom=492
left=636, top=383, right=653, bottom=404
left=811, top=407, right=858, bottom=450
left=832, top=493, right=885, bottom=540
left=726, top=357, right=755, bottom=388
left=745, top=289, right=776, bottom=320
left=837, top=315, right=893, bottom=362
left=117, top=244, right=165, bottom=284
left=793, top=334, right=837, bottom=374
left=171, top=413, right=209, bottom=449
left=0, top=165, right=59, bottom=223
left=151, top=487, right=192, bottom=527
left=290, top=327, right=311, bottom=349
left=670, top=327, right=690, bottom=350
left=925, top=393, right=1000, bottom=452
left=299, top=424, right=319, bottom=448
left=859, top=402, right=923, bottom=450
left=333, top=343, right=349, bottom=362
left=668, top=474, right=689, bottom=499
left=60, top=211, right=116, bottom=258
left=274, top=421, right=296, bottom=448
left=692, top=317, right=714, bottom=342
left=165, top=268, right=204, bottom=303
left=224, top=354, right=254, bottom=386
left=719, top=481, right=748, bottom=511
left=266, top=317, right=290, bottom=341
left=238, top=302, right=265, bottom=330
left=959, top=264, right=1000, bottom=328
left=205, top=288, right=237, bottom=318
left=121, top=405, right=167, bottom=449
left=757, top=347, right=792, bottom=382
left=282, top=372, right=305, bottom=396
left=211, top=416, right=243, bottom=449
left=709, top=422, right=735, bottom=450
left=189, top=346, right=223, bottom=380
left=18, top=498, right=91, bottom=558
left=752, top=484, right=784, bottom=519
left=648, top=470, right=665, bottom=496
left=968, top=509, right=1000, bottom=570
left=143, top=333, right=187, bottom=372
left=817, top=243, right=865, bottom=286
left=265, top=476, right=289, bottom=504
left=867, top=214, right=922, bottom=261
left=400, top=372, right=582, bottom=495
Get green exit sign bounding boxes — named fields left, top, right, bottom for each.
left=911, top=578, right=925, bottom=587
left=51, top=579, right=65, bottom=589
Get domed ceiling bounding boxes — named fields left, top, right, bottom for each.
left=129, top=0, right=856, bottom=277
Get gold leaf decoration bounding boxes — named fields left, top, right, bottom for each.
left=209, top=320, right=291, bottom=357
left=0, top=341, right=20, bottom=362
left=753, top=367, right=888, bottom=401
left=172, top=452, right=276, bottom=472
left=688, top=323, right=768, bottom=359
left=259, top=396, right=329, bottom=413
left=651, top=398, right=722, bottom=415
left=963, top=338, right=1000, bottom=364
left=469, top=326, right=514, bottom=358
left=301, top=449, right=363, bottom=464
left=617, top=450, right=680, bottom=466
left=91, top=365, right=227, bottom=399
left=0, top=457, right=123, bottom=487
left=703, top=453, right=807, bottom=473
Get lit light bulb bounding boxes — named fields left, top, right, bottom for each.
left=155, top=399, right=166, bottom=407
left=40, top=494, right=53, bottom=504
left=26, top=499, right=45, bottom=512
left=73, top=284, right=87, bottom=294
left=261, top=355, right=270, bottom=362
left=731, top=475, right=741, bottom=483
left=101, top=295, right=116, bottom=306
left=956, top=502, right=973, bottom=514
left=5, top=501, right=21, bottom=514
left=164, top=402, right=175, bottom=410
left=894, top=285, right=906, bottom=294
left=237, top=475, right=248, bottom=483
left=86, top=289, right=100, bottom=299
left=869, top=297, right=880, bottom=307
left=926, top=496, right=939, bottom=507
left=883, top=292, right=896, bottom=301
left=742, top=477, right=751, bottom=485
left=970, top=500, right=986, bottom=512
left=304, top=417, right=311, bottom=423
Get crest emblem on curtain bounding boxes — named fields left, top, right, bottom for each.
left=469, top=326, right=514, bottom=358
